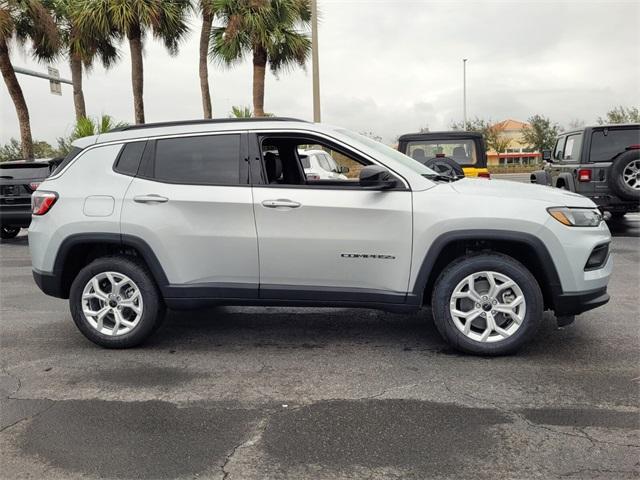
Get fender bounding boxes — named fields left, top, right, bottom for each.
left=555, top=172, right=576, bottom=192
left=410, top=229, right=563, bottom=306
left=45, top=233, right=170, bottom=298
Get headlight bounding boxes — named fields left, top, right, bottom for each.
left=547, top=207, right=602, bottom=227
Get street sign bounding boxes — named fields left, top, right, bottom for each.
left=48, top=67, right=62, bottom=95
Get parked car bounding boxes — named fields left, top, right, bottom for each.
left=30, top=118, right=611, bottom=355
left=0, top=158, right=61, bottom=239
left=397, top=131, right=491, bottom=178
left=300, top=149, right=348, bottom=180
left=531, top=124, right=640, bottom=218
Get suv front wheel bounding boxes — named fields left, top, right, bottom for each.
left=69, top=256, right=166, bottom=348
left=431, top=253, right=543, bottom=356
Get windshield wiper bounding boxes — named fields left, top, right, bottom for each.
left=423, top=173, right=461, bottom=183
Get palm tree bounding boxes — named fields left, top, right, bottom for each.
left=211, top=0, right=311, bottom=117
left=229, top=105, right=252, bottom=118
left=73, top=0, right=190, bottom=124
left=0, top=0, right=60, bottom=159
left=196, top=0, right=216, bottom=118
left=57, top=114, right=128, bottom=155
left=48, top=0, right=119, bottom=121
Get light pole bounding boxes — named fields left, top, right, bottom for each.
left=462, top=58, right=468, bottom=129
left=311, top=0, right=321, bottom=122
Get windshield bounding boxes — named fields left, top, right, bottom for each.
left=335, top=129, right=437, bottom=176
left=406, top=139, right=478, bottom=165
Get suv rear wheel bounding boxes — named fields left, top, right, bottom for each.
left=69, top=256, right=165, bottom=348
left=431, top=253, right=543, bottom=356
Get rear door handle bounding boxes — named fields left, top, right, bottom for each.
left=261, top=199, right=301, bottom=209
left=133, top=194, right=169, bottom=204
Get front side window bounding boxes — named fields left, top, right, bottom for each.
left=590, top=128, right=640, bottom=162
left=152, top=134, right=241, bottom=184
left=259, top=135, right=381, bottom=186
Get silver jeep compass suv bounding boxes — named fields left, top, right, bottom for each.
left=29, top=118, right=612, bottom=355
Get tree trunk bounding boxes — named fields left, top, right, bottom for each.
left=252, top=46, right=267, bottom=117
left=128, top=25, right=145, bottom=124
left=70, top=52, right=86, bottom=120
left=0, top=37, right=33, bottom=159
left=199, top=9, right=213, bottom=119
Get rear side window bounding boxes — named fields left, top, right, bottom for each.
left=152, top=134, right=241, bottom=185
left=590, top=128, right=640, bottom=162
left=114, top=141, right=146, bottom=176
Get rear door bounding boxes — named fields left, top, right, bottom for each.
left=121, top=132, right=259, bottom=297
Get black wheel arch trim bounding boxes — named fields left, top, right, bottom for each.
left=411, top=229, right=564, bottom=307
left=42, top=233, right=170, bottom=299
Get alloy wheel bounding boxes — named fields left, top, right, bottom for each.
left=81, top=271, right=144, bottom=336
left=449, top=271, right=526, bottom=343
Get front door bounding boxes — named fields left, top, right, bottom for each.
left=250, top=132, right=413, bottom=303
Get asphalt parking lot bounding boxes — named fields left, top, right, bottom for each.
left=1, top=216, right=639, bottom=480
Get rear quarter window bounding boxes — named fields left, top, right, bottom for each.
left=589, top=128, right=640, bottom=162
left=114, top=141, right=146, bottom=176
left=51, top=146, right=83, bottom=175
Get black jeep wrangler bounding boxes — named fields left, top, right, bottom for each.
left=531, top=124, right=640, bottom=218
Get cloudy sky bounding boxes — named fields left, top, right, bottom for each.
left=1, top=0, right=639, bottom=145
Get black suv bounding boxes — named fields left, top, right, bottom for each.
left=0, top=159, right=61, bottom=238
left=531, top=124, right=640, bottom=218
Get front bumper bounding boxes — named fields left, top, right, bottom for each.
left=553, top=286, right=610, bottom=316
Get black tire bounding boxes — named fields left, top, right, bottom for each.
left=69, top=255, right=166, bottom=348
left=431, top=253, right=543, bottom=356
left=0, top=226, right=20, bottom=239
left=609, top=150, right=640, bottom=201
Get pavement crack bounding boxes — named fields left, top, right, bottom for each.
left=0, top=400, right=56, bottom=434
left=368, top=383, right=419, bottom=399
left=220, top=417, right=268, bottom=480
left=442, top=380, right=640, bottom=449
left=0, top=368, right=21, bottom=399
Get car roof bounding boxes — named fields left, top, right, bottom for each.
left=84, top=117, right=311, bottom=146
left=397, top=131, right=483, bottom=142
left=561, top=123, right=640, bottom=136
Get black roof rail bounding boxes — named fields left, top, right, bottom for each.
left=108, top=117, right=309, bottom=132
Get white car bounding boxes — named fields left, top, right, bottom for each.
left=300, top=149, right=348, bottom=180
left=29, top=118, right=612, bottom=355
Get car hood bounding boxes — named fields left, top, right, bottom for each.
left=450, top=178, right=595, bottom=207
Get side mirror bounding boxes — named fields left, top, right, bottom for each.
left=338, top=165, right=350, bottom=174
left=359, top=165, right=398, bottom=189
left=542, top=149, right=552, bottom=162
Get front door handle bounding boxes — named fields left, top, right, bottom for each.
left=262, top=199, right=301, bottom=209
left=133, top=194, right=169, bottom=204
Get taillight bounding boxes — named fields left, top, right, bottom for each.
left=578, top=169, right=592, bottom=182
left=477, top=171, right=491, bottom=179
left=28, top=182, right=41, bottom=191
left=32, top=191, right=58, bottom=216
